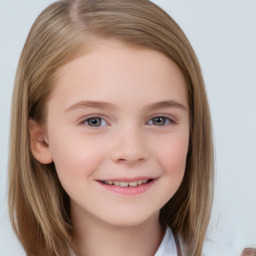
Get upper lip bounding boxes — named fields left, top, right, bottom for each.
left=96, top=176, right=156, bottom=182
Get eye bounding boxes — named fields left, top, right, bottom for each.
left=147, top=116, right=175, bottom=126
left=82, top=116, right=107, bottom=127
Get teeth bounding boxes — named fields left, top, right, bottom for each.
left=120, top=182, right=129, bottom=187
left=102, top=179, right=150, bottom=187
left=129, top=181, right=138, bottom=187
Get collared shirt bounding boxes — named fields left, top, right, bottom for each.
left=155, top=227, right=178, bottom=256
left=69, top=227, right=179, bottom=256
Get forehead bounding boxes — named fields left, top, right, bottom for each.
left=50, top=40, right=188, bottom=108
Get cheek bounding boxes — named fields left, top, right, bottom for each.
left=47, top=130, right=106, bottom=182
left=155, top=133, right=189, bottom=176
left=149, top=133, right=189, bottom=210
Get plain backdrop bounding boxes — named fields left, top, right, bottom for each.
left=0, top=0, right=255, bottom=255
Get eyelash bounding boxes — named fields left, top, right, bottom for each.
left=146, top=116, right=176, bottom=126
left=80, top=115, right=176, bottom=128
left=81, top=115, right=109, bottom=127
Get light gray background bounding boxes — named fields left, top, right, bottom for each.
left=0, top=0, right=255, bottom=255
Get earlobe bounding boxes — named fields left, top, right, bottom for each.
left=29, top=119, right=53, bottom=164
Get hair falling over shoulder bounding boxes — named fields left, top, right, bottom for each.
left=8, top=0, right=214, bottom=255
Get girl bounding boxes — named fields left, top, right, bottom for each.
left=8, top=0, right=214, bottom=255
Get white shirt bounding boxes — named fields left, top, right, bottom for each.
left=69, top=227, right=178, bottom=256
left=155, top=227, right=178, bottom=256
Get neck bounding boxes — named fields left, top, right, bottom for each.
left=71, top=208, right=164, bottom=256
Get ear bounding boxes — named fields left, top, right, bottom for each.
left=29, top=119, right=53, bottom=164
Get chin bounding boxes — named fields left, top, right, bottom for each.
left=98, top=210, right=159, bottom=229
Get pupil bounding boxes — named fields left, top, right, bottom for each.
left=89, top=118, right=101, bottom=126
left=154, top=117, right=165, bottom=126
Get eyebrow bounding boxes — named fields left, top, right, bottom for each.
left=64, top=100, right=187, bottom=113
left=144, top=100, right=187, bottom=112
left=64, top=101, right=117, bottom=112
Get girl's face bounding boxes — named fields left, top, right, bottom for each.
left=39, top=40, right=189, bottom=227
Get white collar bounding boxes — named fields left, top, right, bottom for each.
left=69, top=227, right=177, bottom=256
left=154, top=227, right=177, bottom=256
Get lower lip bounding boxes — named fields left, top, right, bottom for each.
left=97, top=179, right=157, bottom=195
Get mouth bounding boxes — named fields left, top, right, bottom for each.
left=98, top=179, right=154, bottom=187
left=96, top=176, right=158, bottom=195
left=96, top=177, right=157, bottom=195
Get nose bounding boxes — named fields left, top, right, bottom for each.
left=110, top=127, right=148, bottom=165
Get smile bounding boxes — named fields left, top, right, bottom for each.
left=97, top=178, right=156, bottom=195
left=99, top=179, right=153, bottom=187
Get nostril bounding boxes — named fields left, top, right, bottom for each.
left=114, top=155, right=146, bottom=163
left=110, top=135, right=148, bottom=163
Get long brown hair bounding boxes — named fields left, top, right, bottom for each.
left=8, top=0, right=214, bottom=255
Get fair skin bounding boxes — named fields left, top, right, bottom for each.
left=30, top=40, right=189, bottom=256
